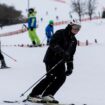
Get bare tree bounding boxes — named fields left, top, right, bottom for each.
left=86, top=0, right=97, bottom=20
left=71, top=0, right=86, bottom=21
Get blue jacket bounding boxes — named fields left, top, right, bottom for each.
left=28, top=12, right=36, bottom=29
left=45, top=24, right=54, bottom=38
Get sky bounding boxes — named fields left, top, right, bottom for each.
left=0, top=0, right=70, bottom=16
left=0, top=0, right=105, bottom=17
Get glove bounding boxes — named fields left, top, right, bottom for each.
left=30, top=27, right=34, bottom=31
left=65, top=62, right=73, bottom=76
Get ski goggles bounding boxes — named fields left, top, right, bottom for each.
left=72, top=24, right=81, bottom=31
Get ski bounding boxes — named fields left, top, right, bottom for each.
left=1, top=44, right=47, bottom=48
left=3, top=100, right=19, bottom=103
left=3, top=100, right=75, bottom=105
left=3, top=101, right=58, bottom=104
left=27, top=100, right=59, bottom=104
left=21, top=44, right=46, bottom=48
left=3, top=100, right=59, bottom=104
left=0, top=67, right=11, bottom=69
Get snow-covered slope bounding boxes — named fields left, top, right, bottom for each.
left=1, top=0, right=105, bottom=104
left=0, top=14, right=105, bottom=105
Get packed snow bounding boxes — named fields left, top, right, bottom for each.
left=0, top=18, right=105, bottom=105
left=0, top=0, right=105, bottom=104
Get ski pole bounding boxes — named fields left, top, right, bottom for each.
left=20, top=59, right=63, bottom=97
left=23, top=24, right=28, bottom=30
left=1, top=51, right=17, bottom=62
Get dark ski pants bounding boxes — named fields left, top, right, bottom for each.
left=29, top=62, right=66, bottom=97
left=0, top=52, right=4, bottom=60
left=0, top=52, right=6, bottom=67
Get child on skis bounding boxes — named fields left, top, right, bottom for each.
left=28, top=8, right=41, bottom=46
left=45, top=20, right=54, bottom=45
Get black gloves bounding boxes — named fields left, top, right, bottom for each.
left=65, top=62, right=73, bottom=76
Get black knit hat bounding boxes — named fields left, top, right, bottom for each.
left=28, top=8, right=34, bottom=13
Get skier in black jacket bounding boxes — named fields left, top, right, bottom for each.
left=27, top=20, right=81, bottom=103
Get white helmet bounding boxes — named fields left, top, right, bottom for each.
left=69, top=19, right=81, bottom=29
left=70, top=19, right=81, bottom=25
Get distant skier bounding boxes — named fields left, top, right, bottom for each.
left=27, top=20, right=81, bottom=103
left=45, top=20, right=54, bottom=45
left=28, top=8, right=41, bottom=46
left=0, top=51, right=7, bottom=69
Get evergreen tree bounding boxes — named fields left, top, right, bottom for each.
left=0, top=3, right=24, bottom=27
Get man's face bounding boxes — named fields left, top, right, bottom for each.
left=71, top=24, right=81, bottom=35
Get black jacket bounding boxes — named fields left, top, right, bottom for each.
left=43, top=25, right=77, bottom=64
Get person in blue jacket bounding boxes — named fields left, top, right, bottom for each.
left=45, top=20, right=54, bottom=45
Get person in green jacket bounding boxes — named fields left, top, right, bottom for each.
left=28, top=8, right=41, bottom=46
